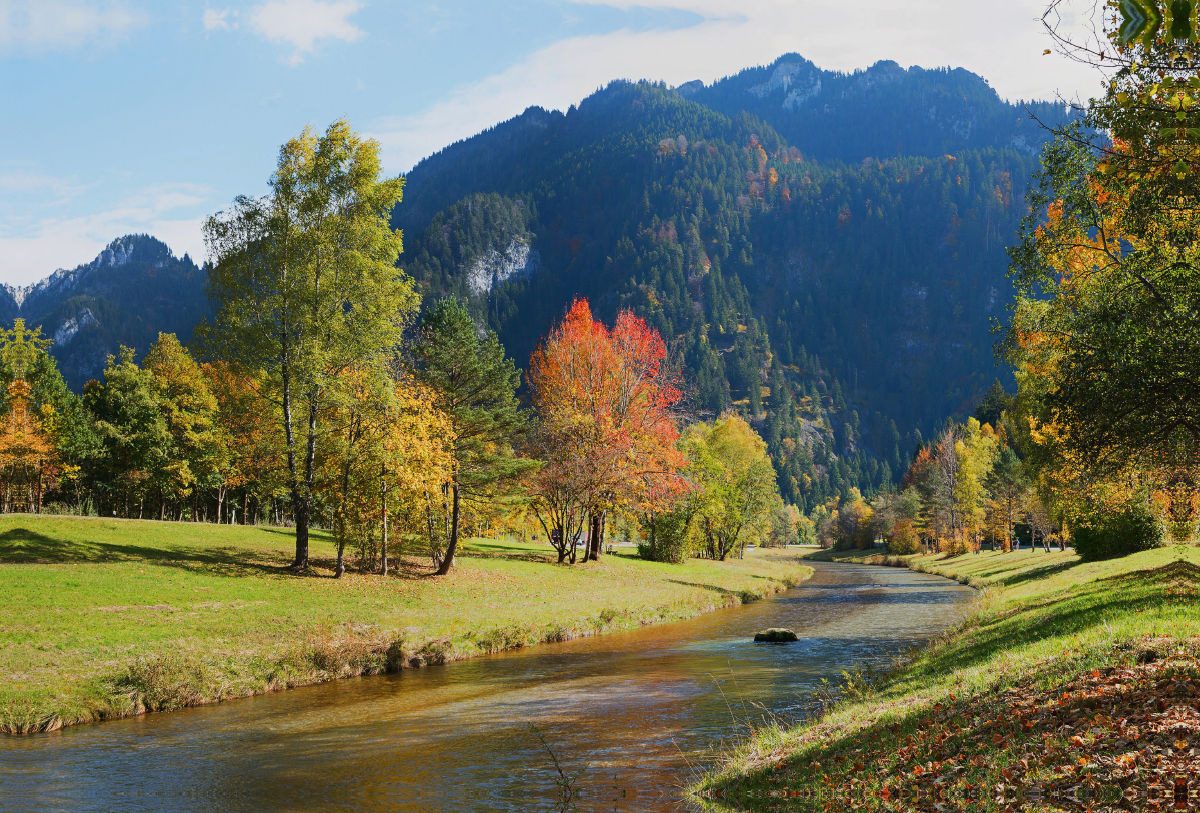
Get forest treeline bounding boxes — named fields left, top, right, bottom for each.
left=0, top=121, right=795, bottom=575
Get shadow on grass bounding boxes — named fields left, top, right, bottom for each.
left=0, top=526, right=301, bottom=577
left=704, top=556, right=1195, bottom=809
left=992, top=559, right=1079, bottom=587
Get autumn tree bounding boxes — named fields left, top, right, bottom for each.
left=1008, top=4, right=1200, bottom=535
left=317, top=367, right=454, bottom=577
left=143, top=333, right=224, bottom=521
left=200, top=118, right=416, bottom=569
left=954, top=418, right=998, bottom=553
left=412, top=299, right=531, bottom=575
left=525, top=425, right=591, bottom=564
left=203, top=362, right=286, bottom=525
left=0, top=320, right=59, bottom=512
left=527, top=299, right=685, bottom=561
left=685, top=413, right=779, bottom=561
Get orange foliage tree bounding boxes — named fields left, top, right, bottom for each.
left=527, top=299, right=686, bottom=561
left=0, top=320, right=58, bottom=512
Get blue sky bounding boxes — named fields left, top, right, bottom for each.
left=0, top=0, right=1101, bottom=286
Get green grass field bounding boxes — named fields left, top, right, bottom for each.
left=696, top=544, right=1200, bottom=810
left=0, top=515, right=811, bottom=734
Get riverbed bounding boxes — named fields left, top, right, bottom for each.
left=0, top=560, right=972, bottom=812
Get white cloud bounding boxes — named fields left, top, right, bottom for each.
left=203, top=8, right=236, bottom=31
left=0, top=0, right=146, bottom=54
left=249, top=0, right=363, bottom=65
left=0, top=183, right=212, bottom=287
left=369, top=0, right=1102, bottom=173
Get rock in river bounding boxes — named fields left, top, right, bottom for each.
left=753, top=628, right=799, bottom=643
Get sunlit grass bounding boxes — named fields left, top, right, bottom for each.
left=695, top=544, right=1199, bottom=810
left=0, top=515, right=811, bottom=733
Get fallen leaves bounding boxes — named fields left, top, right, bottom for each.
left=743, top=638, right=1200, bottom=811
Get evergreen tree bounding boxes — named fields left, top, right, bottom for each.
left=412, top=299, right=533, bottom=574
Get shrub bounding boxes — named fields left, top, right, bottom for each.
left=1072, top=501, right=1164, bottom=561
left=637, top=508, right=692, bottom=563
left=887, top=518, right=922, bottom=555
left=475, top=624, right=530, bottom=653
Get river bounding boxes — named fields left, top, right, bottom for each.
left=0, top=559, right=973, bottom=813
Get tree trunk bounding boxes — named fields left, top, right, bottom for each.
left=296, top=395, right=319, bottom=567
left=380, top=472, right=389, bottom=577
left=586, top=512, right=603, bottom=561
left=281, top=356, right=307, bottom=568
left=243, top=492, right=249, bottom=526
left=436, top=482, right=461, bottom=575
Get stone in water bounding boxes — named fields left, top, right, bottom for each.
left=754, top=628, right=798, bottom=643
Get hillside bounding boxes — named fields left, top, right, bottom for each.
left=3, top=52, right=1061, bottom=513
left=395, top=64, right=1054, bottom=510
left=683, top=54, right=1071, bottom=163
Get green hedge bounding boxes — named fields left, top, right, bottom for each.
left=1072, top=502, right=1164, bottom=561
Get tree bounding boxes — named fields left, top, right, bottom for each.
left=0, top=320, right=59, bottom=513
left=1006, top=5, right=1200, bottom=531
left=954, top=418, right=998, bottom=553
left=199, top=118, right=416, bottom=568
left=974, top=380, right=1011, bottom=429
left=84, top=348, right=172, bottom=518
left=686, top=413, right=779, bottom=560
left=527, top=299, right=686, bottom=561
left=203, top=362, right=287, bottom=525
left=986, top=446, right=1030, bottom=552
left=412, top=299, right=531, bottom=575
left=144, top=333, right=223, bottom=521
left=525, top=424, right=591, bottom=564
left=318, top=368, right=455, bottom=577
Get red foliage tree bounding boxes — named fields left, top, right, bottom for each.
left=527, top=299, right=686, bottom=560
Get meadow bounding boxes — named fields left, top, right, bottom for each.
left=0, top=515, right=811, bottom=734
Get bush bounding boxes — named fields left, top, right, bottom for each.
left=887, top=518, right=922, bottom=555
left=637, top=509, right=692, bottom=563
left=1072, top=501, right=1164, bottom=561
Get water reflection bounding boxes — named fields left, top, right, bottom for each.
left=0, top=562, right=971, bottom=813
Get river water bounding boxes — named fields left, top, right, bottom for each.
left=0, top=560, right=972, bottom=813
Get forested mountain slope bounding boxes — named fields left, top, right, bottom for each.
left=396, top=73, right=1046, bottom=512
left=4, top=53, right=1054, bottom=514
left=0, top=235, right=206, bottom=389
left=683, top=54, right=1072, bottom=163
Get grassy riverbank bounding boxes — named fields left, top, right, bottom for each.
left=696, top=544, right=1200, bottom=810
left=0, top=515, right=811, bottom=734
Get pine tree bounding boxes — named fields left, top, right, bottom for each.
left=412, top=299, right=532, bottom=574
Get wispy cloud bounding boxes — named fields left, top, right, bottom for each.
left=369, top=0, right=1098, bottom=173
left=203, top=7, right=236, bottom=31
left=0, top=168, right=88, bottom=201
left=248, top=0, right=363, bottom=65
left=0, top=182, right=212, bottom=286
left=0, top=0, right=147, bottom=54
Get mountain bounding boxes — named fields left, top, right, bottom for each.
left=0, top=235, right=207, bottom=389
left=392, top=62, right=1058, bottom=510
left=681, top=55, right=1071, bottom=163
left=7, top=53, right=1066, bottom=512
